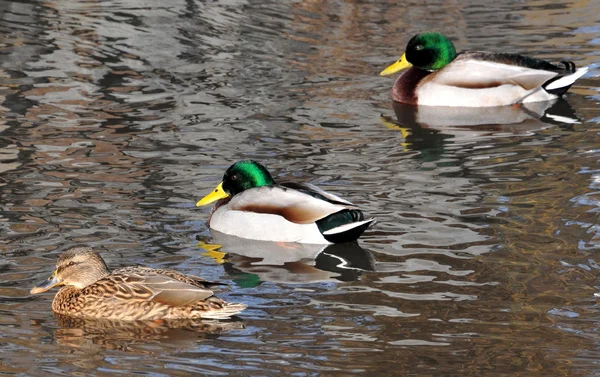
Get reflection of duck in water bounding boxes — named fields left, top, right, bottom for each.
left=53, top=313, right=244, bottom=351
left=381, top=32, right=587, bottom=107
left=198, top=231, right=375, bottom=285
left=31, top=247, right=246, bottom=320
left=196, top=160, right=374, bottom=244
left=382, top=99, right=580, bottom=152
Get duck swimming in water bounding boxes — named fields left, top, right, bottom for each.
left=30, top=247, right=246, bottom=320
left=196, top=160, right=374, bottom=244
left=380, top=32, right=588, bottom=107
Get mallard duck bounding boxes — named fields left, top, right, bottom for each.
left=380, top=32, right=588, bottom=107
left=30, top=247, right=246, bottom=320
left=196, top=160, right=374, bottom=244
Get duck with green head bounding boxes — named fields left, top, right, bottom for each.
left=197, top=160, right=374, bottom=244
left=380, top=32, right=588, bottom=107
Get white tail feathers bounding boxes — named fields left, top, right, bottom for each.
left=322, top=218, right=375, bottom=236
left=545, top=66, right=588, bottom=91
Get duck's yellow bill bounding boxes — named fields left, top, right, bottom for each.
left=380, top=53, right=412, bottom=76
left=196, top=182, right=229, bottom=206
left=30, top=270, right=62, bottom=294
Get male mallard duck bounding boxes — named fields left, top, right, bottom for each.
left=380, top=32, right=588, bottom=107
left=196, top=160, right=374, bottom=244
left=30, top=247, right=246, bottom=320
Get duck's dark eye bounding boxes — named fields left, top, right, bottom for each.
left=231, top=174, right=238, bottom=181
left=66, top=261, right=76, bottom=267
left=415, top=45, right=423, bottom=51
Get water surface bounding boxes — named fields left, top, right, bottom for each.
left=1, top=0, right=600, bottom=375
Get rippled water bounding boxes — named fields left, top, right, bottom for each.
left=1, top=0, right=600, bottom=375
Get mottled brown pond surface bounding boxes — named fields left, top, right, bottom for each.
left=1, top=0, right=600, bottom=375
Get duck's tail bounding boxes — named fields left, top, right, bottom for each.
left=322, top=218, right=374, bottom=243
left=317, top=209, right=374, bottom=243
left=198, top=302, right=247, bottom=320
left=543, top=66, right=588, bottom=96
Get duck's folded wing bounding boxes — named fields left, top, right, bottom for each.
left=228, top=185, right=354, bottom=224
left=93, top=272, right=215, bottom=307
left=115, top=266, right=226, bottom=289
left=430, top=54, right=559, bottom=90
left=280, top=181, right=355, bottom=205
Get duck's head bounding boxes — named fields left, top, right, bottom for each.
left=30, top=247, right=110, bottom=294
left=380, top=32, right=457, bottom=75
left=196, top=160, right=276, bottom=206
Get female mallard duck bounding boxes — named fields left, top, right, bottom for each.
left=196, top=160, right=374, bottom=244
left=30, top=247, right=246, bottom=320
left=380, top=32, right=588, bottom=107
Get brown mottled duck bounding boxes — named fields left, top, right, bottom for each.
left=30, top=247, right=246, bottom=320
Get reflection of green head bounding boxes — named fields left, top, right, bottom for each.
left=222, top=160, right=276, bottom=196
left=406, top=32, right=457, bottom=71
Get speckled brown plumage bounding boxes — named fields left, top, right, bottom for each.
left=31, top=247, right=246, bottom=321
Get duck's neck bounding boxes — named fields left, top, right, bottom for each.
left=50, top=269, right=110, bottom=316
left=392, top=67, right=432, bottom=104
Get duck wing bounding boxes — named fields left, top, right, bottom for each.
left=87, top=270, right=216, bottom=307
left=280, top=181, right=355, bottom=205
left=114, top=266, right=227, bottom=289
left=429, top=52, right=565, bottom=90
left=228, top=185, right=355, bottom=224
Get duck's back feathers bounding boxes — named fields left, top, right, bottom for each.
left=464, top=51, right=568, bottom=71
left=115, top=266, right=226, bottom=289
left=104, top=270, right=215, bottom=306
left=280, top=181, right=355, bottom=206
left=228, top=185, right=354, bottom=224
left=428, top=53, right=558, bottom=89
left=282, top=182, right=376, bottom=241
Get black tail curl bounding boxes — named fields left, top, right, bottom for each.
left=559, top=60, right=576, bottom=73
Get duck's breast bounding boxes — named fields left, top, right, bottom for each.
left=392, top=67, right=432, bottom=105
left=209, top=205, right=330, bottom=244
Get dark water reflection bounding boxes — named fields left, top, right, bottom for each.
left=200, top=231, right=375, bottom=284
left=1, top=0, right=600, bottom=375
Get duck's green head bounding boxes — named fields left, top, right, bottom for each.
left=380, top=32, right=457, bottom=75
left=196, top=160, right=275, bottom=206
